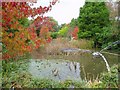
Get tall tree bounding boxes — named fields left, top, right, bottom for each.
left=78, top=2, right=110, bottom=47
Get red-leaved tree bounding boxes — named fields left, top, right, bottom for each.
left=71, top=26, right=79, bottom=40
left=2, top=1, right=58, bottom=60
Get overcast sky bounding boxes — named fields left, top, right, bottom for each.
left=30, top=0, right=85, bottom=25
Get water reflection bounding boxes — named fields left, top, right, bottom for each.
left=29, top=59, right=81, bottom=81
left=29, top=52, right=118, bottom=81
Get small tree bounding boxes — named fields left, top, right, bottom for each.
left=71, top=26, right=79, bottom=40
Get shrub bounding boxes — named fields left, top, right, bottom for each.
left=99, top=64, right=118, bottom=88
left=51, top=32, right=58, bottom=39
left=58, top=25, right=69, bottom=37
left=88, top=64, right=119, bottom=88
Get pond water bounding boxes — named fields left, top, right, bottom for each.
left=29, top=59, right=81, bottom=81
left=28, top=51, right=118, bottom=81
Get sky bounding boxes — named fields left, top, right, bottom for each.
left=29, top=0, right=85, bottom=25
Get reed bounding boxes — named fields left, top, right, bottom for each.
left=44, top=38, right=93, bottom=56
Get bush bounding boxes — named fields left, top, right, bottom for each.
left=88, top=64, right=119, bottom=88
left=58, top=25, right=69, bottom=37
left=99, top=64, right=118, bottom=88
left=51, top=32, right=58, bottom=39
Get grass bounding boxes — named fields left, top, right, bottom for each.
left=45, top=38, right=75, bottom=55
left=33, top=38, right=93, bottom=57
left=69, top=39, right=94, bottom=49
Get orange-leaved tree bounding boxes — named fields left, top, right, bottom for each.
left=2, top=1, right=58, bottom=60
left=30, top=17, right=55, bottom=43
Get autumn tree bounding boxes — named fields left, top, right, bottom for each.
left=2, top=1, right=58, bottom=60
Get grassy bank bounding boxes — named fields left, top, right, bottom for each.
left=2, top=58, right=87, bottom=88
left=31, top=38, right=94, bottom=59
left=2, top=58, right=118, bottom=88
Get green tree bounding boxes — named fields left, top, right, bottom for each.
left=49, top=17, right=60, bottom=39
left=58, top=25, right=69, bottom=37
left=78, top=2, right=110, bottom=47
left=18, top=18, right=30, bottom=27
left=70, top=18, right=78, bottom=28
left=49, top=17, right=60, bottom=32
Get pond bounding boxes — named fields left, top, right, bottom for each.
left=29, top=59, right=81, bottom=81
left=28, top=51, right=118, bottom=81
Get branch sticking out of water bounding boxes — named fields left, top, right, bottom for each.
left=92, top=52, right=110, bottom=72
left=98, top=52, right=110, bottom=72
